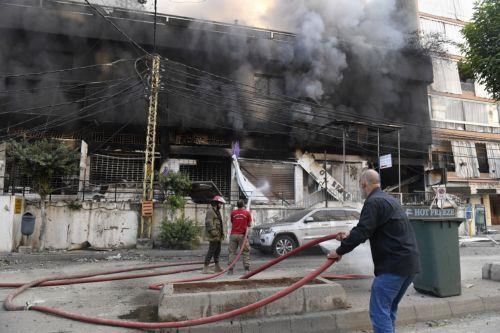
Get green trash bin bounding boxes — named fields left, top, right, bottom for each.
left=409, top=215, right=464, bottom=298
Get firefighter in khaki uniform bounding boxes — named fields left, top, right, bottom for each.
left=228, top=200, right=252, bottom=275
left=202, top=196, right=226, bottom=274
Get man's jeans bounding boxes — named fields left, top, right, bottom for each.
left=370, top=273, right=414, bottom=333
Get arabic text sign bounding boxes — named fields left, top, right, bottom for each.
left=379, top=154, right=392, bottom=169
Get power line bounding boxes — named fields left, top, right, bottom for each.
left=162, top=83, right=500, bottom=158
left=160, top=60, right=500, bottom=152
left=162, top=58, right=500, bottom=139
left=0, top=80, right=144, bottom=141
left=0, top=59, right=135, bottom=79
left=84, top=0, right=149, bottom=56
left=0, top=74, right=144, bottom=117
left=0, top=76, right=136, bottom=95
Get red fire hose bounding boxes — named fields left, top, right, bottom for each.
left=0, top=261, right=204, bottom=288
left=2, top=232, right=369, bottom=329
left=149, top=230, right=250, bottom=290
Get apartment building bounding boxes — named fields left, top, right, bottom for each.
left=418, top=0, right=500, bottom=231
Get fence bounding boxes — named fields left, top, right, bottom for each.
left=388, top=192, right=466, bottom=206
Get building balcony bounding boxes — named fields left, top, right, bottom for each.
left=446, top=172, right=500, bottom=183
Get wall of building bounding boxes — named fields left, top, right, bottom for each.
left=0, top=196, right=24, bottom=252
left=12, top=201, right=139, bottom=250
left=2, top=198, right=310, bottom=251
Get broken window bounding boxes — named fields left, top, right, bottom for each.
left=419, top=18, right=464, bottom=55
left=254, top=74, right=284, bottom=96
left=475, top=143, right=489, bottom=174
left=451, top=140, right=480, bottom=178
left=430, top=96, right=465, bottom=129
left=418, top=0, right=474, bottom=21
left=431, top=58, right=462, bottom=94
left=238, top=159, right=295, bottom=203
left=180, top=160, right=231, bottom=199
left=486, top=143, right=500, bottom=179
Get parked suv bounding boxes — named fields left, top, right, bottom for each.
left=249, top=208, right=360, bottom=257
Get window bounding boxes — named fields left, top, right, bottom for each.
left=254, top=74, right=284, bottom=95
left=345, top=211, right=360, bottom=220
left=476, top=143, right=489, bottom=174
left=327, top=210, right=348, bottom=221
left=311, top=210, right=329, bottom=222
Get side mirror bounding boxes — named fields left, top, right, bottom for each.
left=304, top=216, right=314, bottom=223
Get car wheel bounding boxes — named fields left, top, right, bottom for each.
left=272, top=235, right=297, bottom=257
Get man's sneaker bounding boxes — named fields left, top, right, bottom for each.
left=244, top=266, right=250, bottom=272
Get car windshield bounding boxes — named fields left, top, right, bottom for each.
left=279, top=209, right=313, bottom=222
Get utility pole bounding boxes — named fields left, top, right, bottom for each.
left=398, top=130, right=401, bottom=193
left=324, top=150, right=328, bottom=208
left=342, top=130, right=346, bottom=202
left=377, top=128, right=381, bottom=187
left=139, top=54, right=161, bottom=243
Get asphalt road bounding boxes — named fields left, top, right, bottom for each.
left=1, top=242, right=499, bottom=332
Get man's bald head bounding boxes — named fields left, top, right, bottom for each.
left=360, top=169, right=381, bottom=198
left=361, top=169, right=381, bottom=186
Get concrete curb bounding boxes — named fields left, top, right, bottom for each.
left=159, top=294, right=500, bottom=333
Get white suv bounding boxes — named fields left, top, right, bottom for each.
left=249, top=208, right=360, bottom=257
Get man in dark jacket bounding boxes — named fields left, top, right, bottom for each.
left=328, top=169, right=420, bottom=333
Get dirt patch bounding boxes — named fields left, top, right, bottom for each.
left=118, top=305, right=158, bottom=322
left=172, top=277, right=324, bottom=293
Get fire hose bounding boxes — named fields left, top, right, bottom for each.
left=2, top=233, right=369, bottom=329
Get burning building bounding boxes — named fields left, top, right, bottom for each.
left=0, top=0, right=433, bottom=210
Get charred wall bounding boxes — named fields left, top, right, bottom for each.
left=0, top=1, right=432, bottom=162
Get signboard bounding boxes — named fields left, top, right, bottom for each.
left=141, top=200, right=154, bottom=217
left=379, top=154, right=392, bottom=169
left=14, top=197, right=23, bottom=214
left=435, top=187, right=447, bottom=200
left=405, top=207, right=457, bottom=218
left=465, top=204, right=473, bottom=220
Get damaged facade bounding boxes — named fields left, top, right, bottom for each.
left=418, top=0, right=500, bottom=232
left=0, top=0, right=433, bottom=249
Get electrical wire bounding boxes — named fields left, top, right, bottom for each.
left=0, top=82, right=144, bottom=141
left=162, top=84, right=500, bottom=159
left=160, top=63, right=500, bottom=155
left=0, top=59, right=135, bottom=79
left=161, top=58, right=500, bottom=140
left=84, top=0, right=149, bottom=56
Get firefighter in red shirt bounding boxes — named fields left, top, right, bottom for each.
left=228, top=199, right=252, bottom=275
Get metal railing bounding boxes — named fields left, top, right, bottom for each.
left=387, top=192, right=466, bottom=206
left=230, top=190, right=291, bottom=206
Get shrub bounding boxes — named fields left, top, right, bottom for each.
left=159, top=217, right=201, bottom=250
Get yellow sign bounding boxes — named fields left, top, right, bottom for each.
left=14, top=197, right=23, bottom=214
left=141, top=200, right=154, bottom=217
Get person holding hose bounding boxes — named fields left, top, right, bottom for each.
left=328, top=169, right=420, bottom=333
left=228, top=199, right=252, bottom=275
left=203, top=195, right=226, bottom=274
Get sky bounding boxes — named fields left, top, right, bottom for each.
left=154, top=0, right=277, bottom=29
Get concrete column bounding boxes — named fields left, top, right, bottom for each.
left=294, top=165, right=304, bottom=206
left=484, top=195, right=492, bottom=227
left=230, top=163, right=239, bottom=205
left=0, top=142, right=5, bottom=193
left=78, top=141, right=88, bottom=198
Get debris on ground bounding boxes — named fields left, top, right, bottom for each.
left=426, top=319, right=451, bottom=327
left=106, top=253, right=122, bottom=261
